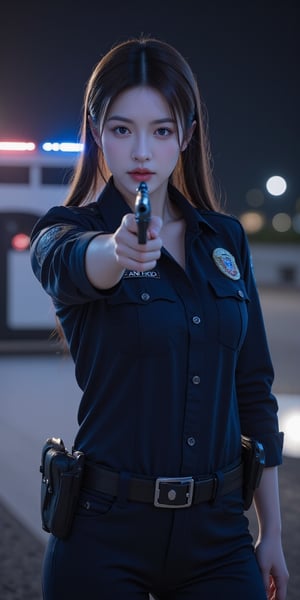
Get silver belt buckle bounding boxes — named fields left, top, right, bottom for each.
left=154, top=476, right=194, bottom=508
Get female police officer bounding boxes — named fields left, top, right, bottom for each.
left=30, top=36, right=288, bottom=599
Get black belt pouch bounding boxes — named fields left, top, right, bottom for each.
left=40, top=437, right=84, bottom=539
left=241, top=434, right=265, bottom=510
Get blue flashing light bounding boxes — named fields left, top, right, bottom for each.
left=42, top=142, right=83, bottom=153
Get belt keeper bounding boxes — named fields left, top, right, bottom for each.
left=210, top=470, right=224, bottom=504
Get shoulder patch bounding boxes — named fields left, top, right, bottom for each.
left=35, top=224, right=75, bottom=266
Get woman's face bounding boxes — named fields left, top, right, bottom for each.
left=99, top=86, right=187, bottom=205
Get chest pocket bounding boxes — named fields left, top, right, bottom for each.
left=208, top=278, right=250, bottom=351
left=105, top=282, right=179, bottom=356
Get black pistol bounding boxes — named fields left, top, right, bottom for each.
left=135, top=182, right=151, bottom=244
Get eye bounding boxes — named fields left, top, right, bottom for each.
left=113, top=126, right=130, bottom=135
left=155, top=127, right=172, bottom=137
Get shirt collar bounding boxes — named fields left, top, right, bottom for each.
left=168, top=183, right=217, bottom=234
left=96, top=176, right=217, bottom=234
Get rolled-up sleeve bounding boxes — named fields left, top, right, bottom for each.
left=235, top=229, right=284, bottom=466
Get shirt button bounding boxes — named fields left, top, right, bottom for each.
left=187, top=436, right=196, bottom=447
left=192, top=315, right=201, bottom=325
left=140, top=292, right=150, bottom=302
left=237, top=290, right=244, bottom=298
left=192, top=375, right=201, bottom=385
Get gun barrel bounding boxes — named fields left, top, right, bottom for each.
left=135, top=182, right=151, bottom=244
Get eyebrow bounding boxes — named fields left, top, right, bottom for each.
left=106, top=115, right=176, bottom=124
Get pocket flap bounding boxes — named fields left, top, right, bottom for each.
left=209, top=278, right=250, bottom=302
left=107, top=282, right=177, bottom=306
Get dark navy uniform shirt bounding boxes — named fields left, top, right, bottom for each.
left=30, top=178, right=283, bottom=478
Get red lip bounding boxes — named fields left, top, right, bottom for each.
left=128, top=170, right=154, bottom=182
left=128, top=169, right=153, bottom=175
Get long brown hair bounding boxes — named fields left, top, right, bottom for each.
left=65, top=36, right=220, bottom=211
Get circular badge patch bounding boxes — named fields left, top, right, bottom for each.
left=212, top=248, right=240, bottom=280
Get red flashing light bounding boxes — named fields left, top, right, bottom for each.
left=11, top=233, right=30, bottom=251
left=0, top=142, right=36, bottom=152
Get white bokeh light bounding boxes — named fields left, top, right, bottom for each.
left=266, top=175, right=287, bottom=196
left=272, top=212, right=292, bottom=232
left=280, top=410, right=300, bottom=457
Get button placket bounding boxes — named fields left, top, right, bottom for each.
left=181, top=299, right=204, bottom=471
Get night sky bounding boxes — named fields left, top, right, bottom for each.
left=0, top=0, right=299, bottom=217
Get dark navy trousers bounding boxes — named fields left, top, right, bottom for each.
left=42, top=485, right=267, bottom=599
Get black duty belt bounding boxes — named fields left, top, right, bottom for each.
left=83, top=462, right=243, bottom=509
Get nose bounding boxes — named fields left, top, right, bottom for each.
left=132, top=152, right=150, bottom=161
left=131, top=136, right=152, bottom=162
